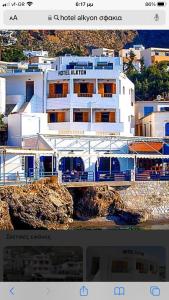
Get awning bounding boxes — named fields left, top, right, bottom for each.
left=58, top=152, right=135, bottom=158
left=129, top=142, right=163, bottom=153
left=136, top=154, right=169, bottom=159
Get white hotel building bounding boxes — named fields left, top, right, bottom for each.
left=0, top=54, right=137, bottom=182
left=0, top=55, right=135, bottom=144
left=2, top=52, right=168, bottom=182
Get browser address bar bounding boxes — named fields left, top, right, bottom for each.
left=3, top=10, right=166, bottom=28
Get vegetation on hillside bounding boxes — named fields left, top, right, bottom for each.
left=125, top=51, right=169, bottom=100
left=1, top=47, right=26, bottom=62
left=1, top=30, right=137, bottom=58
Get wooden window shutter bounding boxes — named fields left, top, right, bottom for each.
left=98, top=83, right=104, bottom=95
left=83, top=112, right=89, bottom=122
left=74, top=83, right=80, bottom=94
left=63, top=83, right=68, bottom=95
left=109, top=112, right=116, bottom=123
left=48, top=113, right=51, bottom=123
left=88, top=83, right=94, bottom=94
left=57, top=112, right=65, bottom=122
left=95, top=112, right=101, bottom=122
left=112, top=83, right=116, bottom=94
left=49, top=84, right=55, bottom=97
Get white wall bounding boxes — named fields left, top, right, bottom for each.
left=5, top=73, right=44, bottom=113
left=0, top=154, right=24, bottom=179
left=135, top=101, right=169, bottom=123
left=141, top=112, right=169, bottom=137
left=118, top=75, right=135, bottom=136
left=141, top=48, right=152, bottom=67
left=8, top=113, right=48, bottom=146
left=0, top=77, right=6, bottom=115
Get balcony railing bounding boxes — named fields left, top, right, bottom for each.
left=136, top=169, right=169, bottom=181
left=48, top=93, right=68, bottom=98
left=101, top=93, right=113, bottom=98
left=77, top=93, right=93, bottom=97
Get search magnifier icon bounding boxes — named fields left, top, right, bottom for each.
left=53, top=15, right=60, bottom=20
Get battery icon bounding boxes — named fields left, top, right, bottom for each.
left=157, top=2, right=166, bottom=6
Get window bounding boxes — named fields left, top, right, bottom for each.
left=136, top=262, right=148, bottom=274
left=80, top=83, right=88, bottom=93
left=150, top=122, right=152, bottom=136
left=104, top=83, right=112, bottom=94
left=160, top=107, right=169, bottom=112
left=119, top=80, right=121, bottom=94
left=55, top=83, right=63, bottom=94
left=90, top=257, right=100, bottom=276
left=144, top=106, right=154, bottom=116
left=112, top=261, right=128, bottom=273
left=49, top=113, right=57, bottom=123
left=101, top=112, right=109, bottom=122
left=165, top=123, right=169, bottom=136
left=123, top=86, right=125, bottom=94
left=74, top=112, right=83, bottom=122
left=144, top=124, right=147, bottom=136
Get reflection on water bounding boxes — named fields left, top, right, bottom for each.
left=69, top=217, right=169, bottom=230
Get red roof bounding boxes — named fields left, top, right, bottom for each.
left=129, top=142, right=163, bottom=153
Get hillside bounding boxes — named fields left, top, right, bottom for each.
left=1, top=30, right=169, bottom=60
left=15, top=30, right=137, bottom=56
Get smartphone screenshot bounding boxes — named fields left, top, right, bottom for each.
left=0, top=0, right=169, bottom=299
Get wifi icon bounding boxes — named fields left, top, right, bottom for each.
left=27, top=1, right=33, bottom=6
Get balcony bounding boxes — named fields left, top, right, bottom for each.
left=48, top=121, right=124, bottom=134
left=101, top=93, right=113, bottom=98
left=48, top=93, right=68, bottom=98
left=47, top=94, right=119, bottom=110
left=77, top=93, right=93, bottom=97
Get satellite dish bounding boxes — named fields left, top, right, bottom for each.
left=157, top=95, right=161, bottom=101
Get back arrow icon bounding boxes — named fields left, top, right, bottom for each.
left=9, top=287, right=15, bottom=295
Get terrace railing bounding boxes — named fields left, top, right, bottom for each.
left=136, top=169, right=169, bottom=181
left=96, top=170, right=131, bottom=182
left=77, top=93, right=93, bottom=97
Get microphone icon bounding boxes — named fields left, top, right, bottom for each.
left=154, top=14, right=159, bottom=21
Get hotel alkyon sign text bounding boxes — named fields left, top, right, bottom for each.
left=58, top=70, right=87, bottom=76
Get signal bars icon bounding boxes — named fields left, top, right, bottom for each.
left=2, top=2, right=9, bottom=6
left=2, top=2, right=33, bottom=7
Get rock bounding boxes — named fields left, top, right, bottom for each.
left=69, top=185, right=124, bottom=220
left=0, top=178, right=73, bottom=230
left=0, top=201, right=13, bottom=230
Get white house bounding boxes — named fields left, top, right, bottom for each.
left=92, top=48, right=115, bottom=57
left=119, top=45, right=145, bottom=72
left=0, top=54, right=135, bottom=142
left=87, top=247, right=164, bottom=282
left=46, top=55, right=135, bottom=137
left=0, top=77, right=6, bottom=115
left=0, top=53, right=137, bottom=181
left=141, top=47, right=169, bottom=67
left=135, top=97, right=169, bottom=137
left=119, top=45, right=145, bottom=61
left=23, top=50, right=49, bottom=58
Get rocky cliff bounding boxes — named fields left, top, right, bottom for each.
left=0, top=177, right=73, bottom=230
left=0, top=201, right=13, bottom=230
left=16, top=30, right=137, bottom=56
left=69, top=185, right=124, bottom=220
